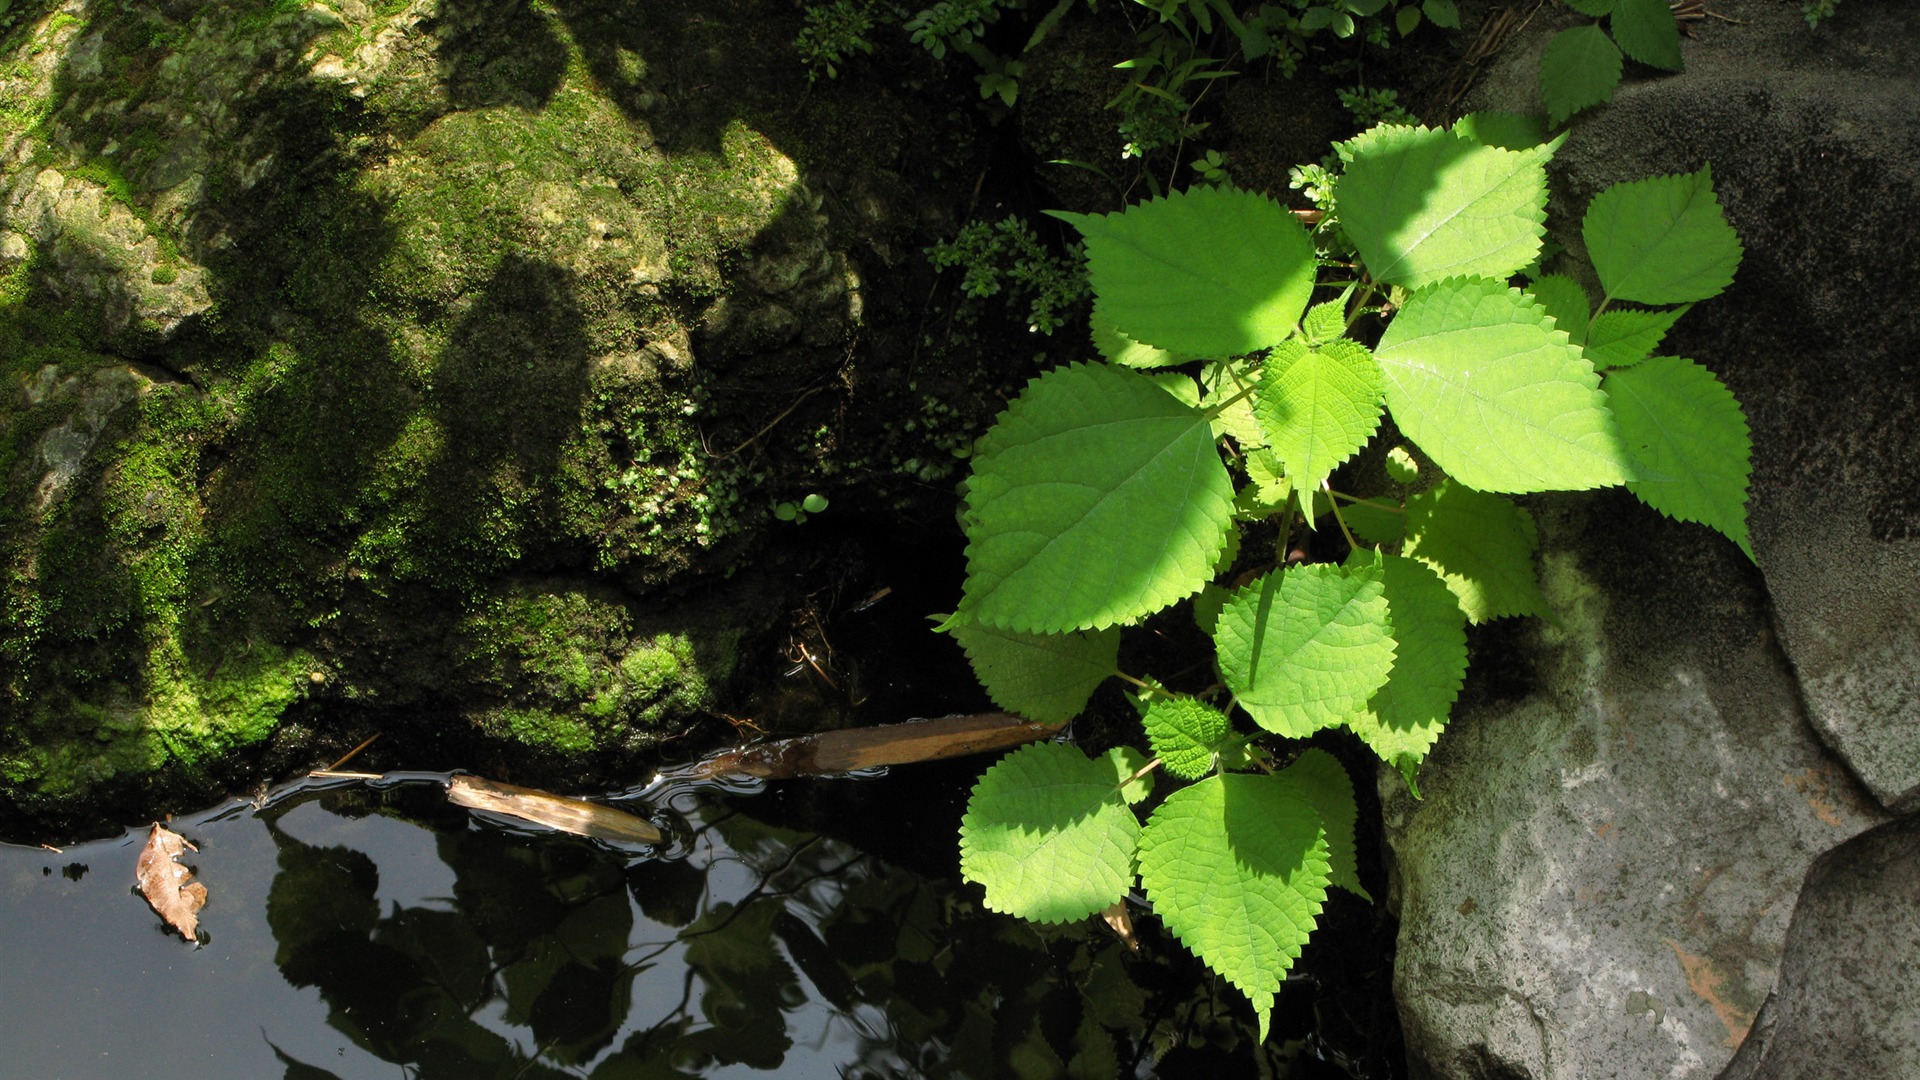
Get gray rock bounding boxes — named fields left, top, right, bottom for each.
left=1715, top=814, right=1920, bottom=1080
left=1385, top=497, right=1892, bottom=1080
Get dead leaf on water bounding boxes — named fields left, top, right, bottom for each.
left=446, top=775, right=663, bottom=845
left=135, top=823, right=207, bottom=942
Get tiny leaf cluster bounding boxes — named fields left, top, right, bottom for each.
left=941, top=117, right=1749, bottom=1039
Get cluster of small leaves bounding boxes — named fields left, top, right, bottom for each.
left=944, top=116, right=1748, bottom=1038
left=794, top=0, right=878, bottom=81
left=1802, top=0, right=1840, bottom=28
left=1540, top=0, right=1683, bottom=127
left=927, top=215, right=1090, bottom=333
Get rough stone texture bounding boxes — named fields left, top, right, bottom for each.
left=1387, top=3, right=1920, bottom=1075
left=0, top=0, right=995, bottom=830
left=1715, top=813, right=1920, bottom=1080
left=1384, top=497, right=1892, bottom=1080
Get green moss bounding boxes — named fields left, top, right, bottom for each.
left=462, top=587, right=732, bottom=752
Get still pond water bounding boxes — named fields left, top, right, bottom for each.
left=0, top=757, right=1389, bottom=1079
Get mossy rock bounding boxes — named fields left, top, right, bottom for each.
left=0, top=0, right=1003, bottom=832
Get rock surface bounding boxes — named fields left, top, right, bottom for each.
left=0, top=0, right=998, bottom=831
left=1387, top=1, right=1920, bottom=1076
left=1715, top=813, right=1920, bottom=1080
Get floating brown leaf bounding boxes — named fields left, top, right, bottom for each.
left=135, top=823, right=207, bottom=941
left=446, top=775, right=663, bottom=845
left=692, top=712, right=1067, bottom=779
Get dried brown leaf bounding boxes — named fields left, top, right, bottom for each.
left=446, top=776, right=663, bottom=845
left=1100, top=900, right=1140, bottom=952
left=695, top=712, right=1067, bottom=779
left=135, top=823, right=207, bottom=941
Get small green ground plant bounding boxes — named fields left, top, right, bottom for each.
left=938, top=116, right=1748, bottom=1039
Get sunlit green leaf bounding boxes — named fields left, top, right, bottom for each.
left=960, top=362, right=1235, bottom=632
left=1051, top=186, right=1315, bottom=357
left=1347, top=554, right=1467, bottom=773
left=959, top=743, right=1140, bottom=923
left=1139, top=773, right=1329, bottom=1042
left=1337, top=125, right=1560, bottom=288
left=1278, top=748, right=1370, bottom=900
left=1584, top=167, right=1742, bottom=305
left=1214, top=561, right=1396, bottom=737
left=1584, top=305, right=1689, bottom=369
left=1092, top=315, right=1189, bottom=369
left=1254, top=339, right=1385, bottom=519
left=1525, top=273, right=1592, bottom=345
left=1374, top=277, right=1632, bottom=493
left=1402, top=481, right=1546, bottom=622
left=1142, top=698, right=1232, bottom=780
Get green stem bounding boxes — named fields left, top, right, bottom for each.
left=1328, top=490, right=1405, bottom=513
left=1344, top=279, right=1382, bottom=333
left=1323, top=479, right=1362, bottom=552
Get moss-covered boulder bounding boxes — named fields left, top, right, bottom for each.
left=0, top=0, right=999, bottom=830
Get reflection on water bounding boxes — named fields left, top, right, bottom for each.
left=0, top=770, right=1381, bottom=1078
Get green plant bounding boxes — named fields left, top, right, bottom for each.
left=773, top=492, right=829, bottom=523
left=795, top=0, right=878, bottom=81
left=1538, top=0, right=1683, bottom=127
left=939, top=117, right=1748, bottom=1039
left=1801, top=0, right=1839, bottom=27
left=927, top=215, right=1089, bottom=333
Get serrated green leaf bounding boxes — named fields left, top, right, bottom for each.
left=1214, top=562, right=1396, bottom=737
left=1146, top=370, right=1203, bottom=406
left=961, top=362, right=1235, bottom=632
left=1105, top=745, right=1154, bottom=803
left=1093, top=315, right=1189, bottom=369
left=1525, top=273, right=1593, bottom=345
left=1143, top=698, right=1232, bottom=780
left=1203, top=358, right=1267, bottom=448
left=1584, top=305, right=1689, bottom=368
left=1242, top=448, right=1293, bottom=513
left=1611, top=0, right=1682, bottom=70
left=1337, top=125, right=1560, bottom=289
left=1402, top=481, right=1546, bottom=621
left=1255, top=339, right=1385, bottom=520
left=1584, top=166, right=1743, bottom=305
left=1540, top=24, right=1623, bottom=127
left=1278, top=749, right=1371, bottom=900
left=1604, top=356, right=1753, bottom=559
left=948, top=620, right=1120, bottom=723
left=1452, top=111, right=1549, bottom=151
left=1139, top=772, right=1329, bottom=1042
left=1302, top=300, right=1348, bottom=345
left=1422, top=0, right=1459, bottom=28
left=1193, top=582, right=1228, bottom=637
left=1051, top=186, right=1315, bottom=358
left=1396, top=4, right=1420, bottom=35
left=1375, top=277, right=1633, bottom=493
left=1347, top=554, right=1467, bottom=771
left=959, top=743, right=1141, bottom=923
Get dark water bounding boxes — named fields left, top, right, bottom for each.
left=0, top=760, right=1392, bottom=1079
